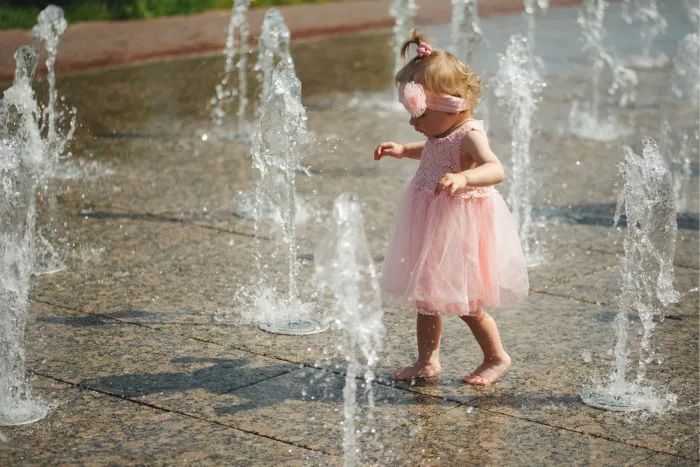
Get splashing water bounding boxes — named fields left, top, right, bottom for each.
left=569, top=0, right=637, bottom=141
left=684, top=0, right=700, bottom=27
left=581, top=137, right=680, bottom=413
left=620, top=0, right=669, bottom=68
left=234, top=9, right=300, bottom=220
left=671, top=32, right=700, bottom=108
left=0, top=46, right=51, bottom=426
left=390, top=0, right=418, bottom=77
left=255, top=9, right=294, bottom=106
left=493, top=35, right=545, bottom=264
left=314, top=193, right=384, bottom=467
left=209, top=0, right=252, bottom=136
left=31, top=6, right=79, bottom=274
left=523, top=0, right=549, bottom=66
left=666, top=31, right=699, bottom=212
left=524, top=0, right=549, bottom=14
left=450, top=0, right=483, bottom=64
left=236, top=61, right=323, bottom=335
left=661, top=121, right=695, bottom=213
left=32, top=5, right=76, bottom=175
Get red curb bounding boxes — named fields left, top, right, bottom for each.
left=0, top=0, right=581, bottom=83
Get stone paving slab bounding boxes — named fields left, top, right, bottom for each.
left=25, top=302, right=296, bottom=406
left=382, top=404, right=659, bottom=466
left=379, top=292, right=699, bottom=460
left=194, top=368, right=457, bottom=458
left=545, top=265, right=700, bottom=317
left=0, top=376, right=335, bottom=465
left=637, top=451, right=699, bottom=467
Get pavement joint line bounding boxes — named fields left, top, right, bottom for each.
left=534, top=288, right=697, bottom=315
left=78, top=208, right=265, bottom=239
left=190, top=221, right=259, bottom=238
left=30, top=297, right=310, bottom=367
left=626, top=451, right=660, bottom=466
left=25, top=369, right=339, bottom=459
left=30, top=297, right=379, bottom=396
left=533, top=289, right=608, bottom=306
left=373, top=380, right=691, bottom=460
left=465, top=403, right=694, bottom=460
left=28, top=363, right=694, bottom=463
left=29, top=299, right=696, bottom=459
left=31, top=297, right=490, bottom=416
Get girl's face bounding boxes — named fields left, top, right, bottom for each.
left=409, top=108, right=465, bottom=138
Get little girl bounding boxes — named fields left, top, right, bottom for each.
left=374, top=33, right=528, bottom=386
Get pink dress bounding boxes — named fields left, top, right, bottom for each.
left=380, top=120, right=529, bottom=315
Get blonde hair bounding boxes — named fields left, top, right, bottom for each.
left=395, top=31, right=481, bottom=115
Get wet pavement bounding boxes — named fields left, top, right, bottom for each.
left=0, top=0, right=582, bottom=82
left=2, top=1, right=699, bottom=465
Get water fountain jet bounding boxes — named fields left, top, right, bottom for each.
left=569, top=0, right=637, bottom=141
left=450, top=0, right=483, bottom=65
left=390, top=0, right=418, bottom=78
left=0, top=46, right=51, bottom=427
left=314, top=193, right=384, bottom=467
left=32, top=5, right=76, bottom=173
left=493, top=35, right=545, bottom=265
left=209, top=0, right=252, bottom=138
left=523, top=0, right=549, bottom=66
left=234, top=8, right=305, bottom=221
left=237, top=61, right=325, bottom=335
left=581, top=137, right=680, bottom=413
left=31, top=5, right=77, bottom=275
left=620, top=0, right=669, bottom=69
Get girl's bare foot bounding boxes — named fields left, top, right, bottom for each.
left=462, top=354, right=511, bottom=386
left=392, top=361, right=442, bottom=382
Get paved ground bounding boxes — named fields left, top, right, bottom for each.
left=1, top=1, right=699, bottom=465
left=0, top=0, right=581, bottom=82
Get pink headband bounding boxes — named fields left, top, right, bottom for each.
left=398, top=81, right=470, bottom=118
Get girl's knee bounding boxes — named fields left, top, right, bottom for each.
left=461, top=309, right=488, bottom=324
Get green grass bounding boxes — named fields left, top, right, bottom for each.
left=0, top=0, right=332, bottom=30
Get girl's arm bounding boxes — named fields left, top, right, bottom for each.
left=435, top=130, right=505, bottom=194
left=374, top=140, right=425, bottom=160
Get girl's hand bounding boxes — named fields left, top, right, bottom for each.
left=435, top=173, right=468, bottom=195
left=374, top=142, right=405, bottom=160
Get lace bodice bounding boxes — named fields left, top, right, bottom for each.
left=412, top=119, right=494, bottom=198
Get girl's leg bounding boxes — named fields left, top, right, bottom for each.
left=392, top=313, right=443, bottom=381
left=460, top=310, right=511, bottom=385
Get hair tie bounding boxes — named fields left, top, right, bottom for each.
left=416, top=42, right=433, bottom=59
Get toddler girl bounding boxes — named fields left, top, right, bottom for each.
left=374, top=33, right=529, bottom=385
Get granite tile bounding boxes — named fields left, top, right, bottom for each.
left=545, top=265, right=700, bottom=318
left=375, top=404, right=659, bottom=466
left=25, top=302, right=296, bottom=410
left=181, top=367, right=458, bottom=461
left=0, top=375, right=335, bottom=465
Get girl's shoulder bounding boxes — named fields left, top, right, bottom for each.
left=455, top=119, right=487, bottom=146
left=442, top=118, right=485, bottom=142
left=458, top=120, right=490, bottom=158
left=459, top=119, right=486, bottom=136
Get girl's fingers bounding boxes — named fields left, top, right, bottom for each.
left=374, top=146, right=384, bottom=160
left=374, top=143, right=393, bottom=160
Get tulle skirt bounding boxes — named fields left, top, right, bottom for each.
left=380, top=181, right=529, bottom=315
